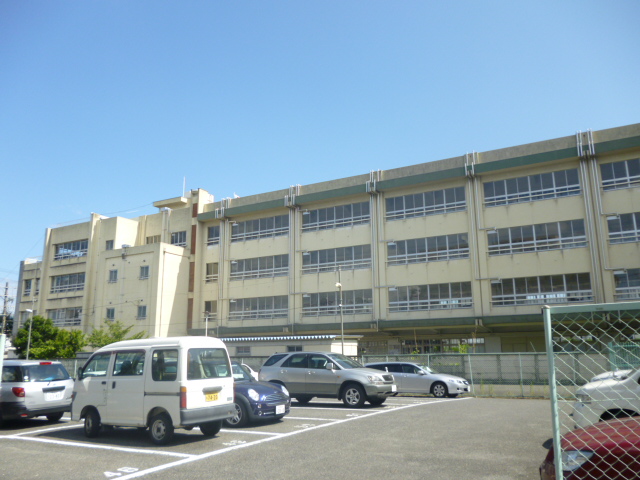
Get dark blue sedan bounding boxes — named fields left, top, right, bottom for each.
left=225, top=362, right=291, bottom=427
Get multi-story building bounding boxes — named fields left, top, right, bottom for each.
left=15, top=123, right=640, bottom=354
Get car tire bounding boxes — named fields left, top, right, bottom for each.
left=295, top=395, right=313, bottom=405
left=84, top=409, right=101, bottom=438
left=431, top=382, right=448, bottom=398
left=46, top=412, right=64, bottom=422
left=368, top=397, right=386, bottom=406
left=224, top=397, right=250, bottom=428
left=343, top=383, right=366, bottom=408
left=149, top=412, right=174, bottom=445
left=200, top=420, right=222, bottom=436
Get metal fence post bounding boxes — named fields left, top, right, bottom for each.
left=543, top=305, right=563, bottom=479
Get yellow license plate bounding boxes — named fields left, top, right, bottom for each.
left=205, top=393, right=218, bottom=402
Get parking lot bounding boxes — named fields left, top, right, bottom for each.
left=0, top=396, right=551, bottom=480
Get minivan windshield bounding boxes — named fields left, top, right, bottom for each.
left=326, top=354, right=364, bottom=369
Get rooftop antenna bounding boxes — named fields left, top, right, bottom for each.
left=183, top=177, right=186, bottom=197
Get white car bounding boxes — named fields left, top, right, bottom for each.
left=590, top=369, right=633, bottom=383
left=365, top=362, right=469, bottom=398
left=573, top=366, right=640, bottom=429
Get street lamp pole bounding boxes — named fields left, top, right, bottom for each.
left=25, top=309, right=33, bottom=360
left=336, top=266, right=344, bottom=355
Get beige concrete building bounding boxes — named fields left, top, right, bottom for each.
left=15, top=123, right=640, bottom=354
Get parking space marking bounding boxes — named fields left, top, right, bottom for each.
left=9, top=423, right=83, bottom=436
left=115, top=396, right=473, bottom=480
left=1, top=435, right=196, bottom=458
left=219, top=429, right=281, bottom=436
left=283, top=416, right=340, bottom=421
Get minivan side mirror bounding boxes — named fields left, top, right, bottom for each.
left=77, top=366, right=84, bottom=379
left=325, top=362, right=335, bottom=370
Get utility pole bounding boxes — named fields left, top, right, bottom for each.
left=1, top=281, right=12, bottom=335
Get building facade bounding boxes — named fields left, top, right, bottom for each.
left=15, top=123, right=640, bottom=354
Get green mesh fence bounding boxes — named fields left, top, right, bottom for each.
left=543, top=302, right=640, bottom=479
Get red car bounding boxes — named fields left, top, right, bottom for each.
left=540, top=417, right=640, bottom=479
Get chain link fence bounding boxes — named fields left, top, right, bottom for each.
left=543, top=302, right=640, bottom=479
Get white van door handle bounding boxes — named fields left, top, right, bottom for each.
left=112, top=381, right=116, bottom=388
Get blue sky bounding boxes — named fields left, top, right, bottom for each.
left=1, top=1, right=639, bottom=313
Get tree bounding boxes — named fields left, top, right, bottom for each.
left=13, top=315, right=87, bottom=359
left=87, top=320, right=146, bottom=349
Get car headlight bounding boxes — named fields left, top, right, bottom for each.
left=247, top=389, right=260, bottom=402
left=575, top=393, right=591, bottom=404
left=562, top=450, right=594, bottom=471
left=280, top=384, right=289, bottom=396
left=366, top=375, right=385, bottom=385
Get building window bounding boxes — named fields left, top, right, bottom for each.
left=601, top=158, right=640, bottom=191
left=303, top=289, right=373, bottom=316
left=24, top=279, right=32, bottom=296
left=108, top=269, right=118, bottom=283
left=229, top=296, right=288, bottom=320
left=171, top=231, right=187, bottom=247
left=302, top=202, right=370, bottom=231
left=614, top=269, right=640, bottom=301
left=106, top=308, right=115, bottom=321
left=140, top=265, right=150, bottom=279
left=491, top=273, right=592, bottom=306
left=389, top=283, right=472, bottom=312
left=231, top=215, right=289, bottom=242
left=106, top=240, right=114, bottom=251
left=51, top=273, right=85, bottom=293
left=54, top=239, right=88, bottom=260
left=483, top=169, right=580, bottom=207
left=207, top=226, right=220, bottom=246
left=204, top=301, right=217, bottom=320
left=48, top=307, right=82, bottom=327
left=230, top=255, right=288, bottom=280
left=205, top=263, right=219, bottom=282
left=236, top=346, right=251, bottom=356
left=137, top=305, right=147, bottom=319
left=387, top=234, right=469, bottom=266
left=303, top=245, right=371, bottom=273
left=146, top=235, right=161, bottom=244
left=487, top=220, right=587, bottom=255
left=608, top=212, right=640, bottom=244
left=386, top=187, right=465, bottom=221
left=287, top=345, right=303, bottom=352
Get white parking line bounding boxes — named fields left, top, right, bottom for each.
left=116, top=396, right=473, bottom=480
left=10, top=423, right=83, bottom=436
left=1, top=435, right=195, bottom=458
left=219, top=429, right=280, bottom=436
left=283, top=416, right=341, bottom=421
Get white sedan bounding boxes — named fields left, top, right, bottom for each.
left=365, top=361, right=469, bottom=398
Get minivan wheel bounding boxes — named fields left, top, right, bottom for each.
left=149, top=412, right=174, bottom=445
left=431, top=382, right=448, bottom=398
left=84, top=409, right=101, bottom=438
left=46, top=412, right=64, bottom=422
left=200, top=420, right=222, bottom=436
left=343, top=384, right=366, bottom=408
left=295, top=395, right=313, bottom=404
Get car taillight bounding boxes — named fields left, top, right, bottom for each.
left=12, top=387, right=26, bottom=397
left=39, top=362, right=52, bottom=365
left=180, top=387, right=187, bottom=409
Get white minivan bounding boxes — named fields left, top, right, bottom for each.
left=72, top=336, right=235, bottom=445
left=572, top=366, right=640, bottom=429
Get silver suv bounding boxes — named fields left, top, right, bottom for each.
left=1, top=360, right=74, bottom=427
left=259, top=352, right=396, bottom=408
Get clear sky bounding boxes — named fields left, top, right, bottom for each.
left=1, top=1, right=639, bottom=313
